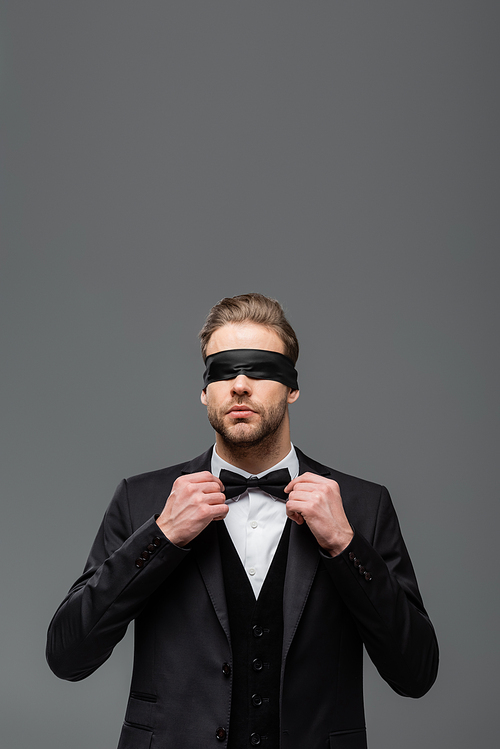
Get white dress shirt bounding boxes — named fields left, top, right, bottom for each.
left=211, top=445, right=299, bottom=598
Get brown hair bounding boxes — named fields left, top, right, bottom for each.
left=199, top=293, right=299, bottom=364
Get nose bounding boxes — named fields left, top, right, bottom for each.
left=230, top=374, right=253, bottom=396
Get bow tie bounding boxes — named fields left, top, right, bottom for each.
left=219, top=468, right=291, bottom=501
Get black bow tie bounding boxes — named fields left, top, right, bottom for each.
left=219, top=468, right=291, bottom=501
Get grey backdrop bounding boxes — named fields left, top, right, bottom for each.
left=1, top=2, right=498, bottom=747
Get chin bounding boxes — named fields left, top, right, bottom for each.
left=218, top=421, right=261, bottom=445
left=226, top=423, right=258, bottom=440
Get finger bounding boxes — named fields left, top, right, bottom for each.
left=285, top=473, right=331, bottom=490
left=286, top=501, right=306, bottom=517
left=201, top=481, right=227, bottom=495
left=204, top=492, right=227, bottom=505
left=185, top=471, right=225, bottom=490
left=286, top=490, right=323, bottom=504
left=286, top=499, right=306, bottom=516
left=208, top=503, right=229, bottom=520
left=287, top=483, right=328, bottom=495
left=286, top=507, right=304, bottom=525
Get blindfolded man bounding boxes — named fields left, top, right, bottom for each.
left=47, top=293, right=438, bottom=749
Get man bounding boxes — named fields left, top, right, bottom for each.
left=47, top=293, right=438, bottom=749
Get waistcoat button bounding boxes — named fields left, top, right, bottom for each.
left=222, top=662, right=231, bottom=677
left=215, top=726, right=226, bottom=741
left=252, top=658, right=263, bottom=671
left=252, top=625, right=264, bottom=637
left=251, top=693, right=263, bottom=706
left=250, top=733, right=261, bottom=745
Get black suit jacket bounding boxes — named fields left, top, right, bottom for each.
left=46, top=447, right=438, bottom=749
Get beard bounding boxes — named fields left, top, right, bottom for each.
left=206, top=393, right=289, bottom=459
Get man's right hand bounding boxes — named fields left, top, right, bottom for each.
left=155, top=471, right=228, bottom=547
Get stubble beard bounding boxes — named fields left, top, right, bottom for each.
left=207, top=394, right=289, bottom=462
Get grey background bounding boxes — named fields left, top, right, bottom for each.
left=1, top=2, right=498, bottom=747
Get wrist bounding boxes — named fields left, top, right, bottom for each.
left=324, top=528, right=354, bottom=558
left=155, top=517, right=186, bottom=548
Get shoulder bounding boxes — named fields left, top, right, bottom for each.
left=113, top=448, right=213, bottom=526
left=295, top=446, right=383, bottom=496
left=125, top=461, right=188, bottom=492
left=124, top=446, right=213, bottom=493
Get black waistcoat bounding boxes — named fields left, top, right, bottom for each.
left=218, top=519, right=291, bottom=749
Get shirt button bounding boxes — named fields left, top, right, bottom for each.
left=222, top=662, right=231, bottom=677
left=248, top=568, right=256, bottom=576
left=250, top=521, right=258, bottom=529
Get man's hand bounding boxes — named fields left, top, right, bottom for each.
left=285, top=473, right=354, bottom=557
left=156, top=471, right=228, bottom=547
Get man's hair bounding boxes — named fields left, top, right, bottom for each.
left=199, top=293, right=299, bottom=364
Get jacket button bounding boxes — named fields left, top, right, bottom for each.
left=358, top=565, right=365, bottom=574
left=141, top=550, right=150, bottom=561
left=215, top=727, right=226, bottom=741
left=222, top=662, right=231, bottom=677
left=354, top=558, right=360, bottom=568
left=349, top=552, right=356, bottom=561
left=364, top=571, right=373, bottom=581
left=152, top=537, right=162, bottom=547
left=252, top=658, right=263, bottom=671
left=252, top=625, right=264, bottom=638
left=250, top=733, right=261, bottom=746
left=147, top=543, right=156, bottom=553
left=251, top=693, right=263, bottom=706
left=135, top=558, right=144, bottom=568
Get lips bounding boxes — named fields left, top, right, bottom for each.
left=228, top=405, right=256, bottom=418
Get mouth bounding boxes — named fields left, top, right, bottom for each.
left=227, top=405, right=256, bottom=419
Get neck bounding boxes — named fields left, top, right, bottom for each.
left=215, top=429, right=292, bottom=475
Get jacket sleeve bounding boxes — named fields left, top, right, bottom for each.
left=46, top=479, right=189, bottom=681
left=321, top=485, right=439, bottom=698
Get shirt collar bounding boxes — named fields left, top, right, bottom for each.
left=211, top=443, right=299, bottom=482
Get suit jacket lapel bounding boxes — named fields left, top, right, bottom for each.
left=282, top=448, right=330, bottom=662
left=181, top=447, right=231, bottom=645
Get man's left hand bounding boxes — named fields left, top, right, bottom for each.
left=285, top=473, right=354, bottom=557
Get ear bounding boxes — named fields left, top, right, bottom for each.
left=200, top=388, right=208, bottom=405
left=287, top=388, right=300, bottom=404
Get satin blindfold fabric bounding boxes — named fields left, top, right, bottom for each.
left=220, top=467, right=291, bottom=501
left=203, top=349, right=299, bottom=390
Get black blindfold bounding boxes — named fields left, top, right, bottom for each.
left=203, top=349, right=299, bottom=390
